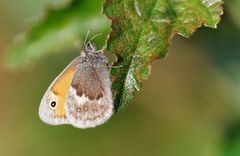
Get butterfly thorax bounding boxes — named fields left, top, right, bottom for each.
left=80, top=44, right=107, bottom=67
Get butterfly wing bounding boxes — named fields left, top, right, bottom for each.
left=66, top=62, right=114, bottom=128
left=39, top=57, right=81, bottom=125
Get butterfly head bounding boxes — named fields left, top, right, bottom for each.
left=84, top=42, right=99, bottom=53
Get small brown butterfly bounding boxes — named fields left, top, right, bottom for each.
left=38, top=33, right=114, bottom=128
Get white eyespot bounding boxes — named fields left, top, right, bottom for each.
left=49, top=101, right=57, bottom=109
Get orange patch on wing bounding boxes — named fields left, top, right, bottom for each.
left=51, top=66, right=76, bottom=117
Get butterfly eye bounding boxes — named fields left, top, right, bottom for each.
left=49, top=101, right=57, bottom=108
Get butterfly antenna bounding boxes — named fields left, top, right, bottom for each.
left=87, top=33, right=102, bottom=50
left=84, top=30, right=91, bottom=47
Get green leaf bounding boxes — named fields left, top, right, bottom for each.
left=103, top=0, right=223, bottom=112
left=5, top=0, right=109, bottom=68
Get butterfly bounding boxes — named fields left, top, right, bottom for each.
left=38, top=33, right=114, bottom=128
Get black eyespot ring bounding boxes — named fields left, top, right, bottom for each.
left=50, top=101, right=56, bottom=108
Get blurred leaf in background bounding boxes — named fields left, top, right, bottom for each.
left=4, top=0, right=109, bottom=69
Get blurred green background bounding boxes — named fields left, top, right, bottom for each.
left=0, top=0, right=240, bottom=156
